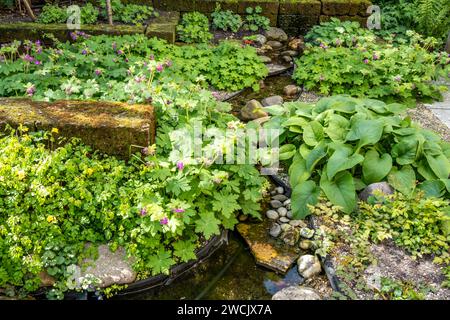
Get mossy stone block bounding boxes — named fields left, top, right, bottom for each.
left=0, top=98, right=156, bottom=158
left=319, top=14, right=367, bottom=26
left=322, top=0, right=352, bottom=16
left=277, top=14, right=319, bottom=35
left=237, top=1, right=279, bottom=16
left=153, top=0, right=196, bottom=11
left=146, top=23, right=176, bottom=43
left=279, top=0, right=321, bottom=16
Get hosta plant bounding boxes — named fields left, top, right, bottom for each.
left=263, top=95, right=450, bottom=219
left=177, top=12, right=212, bottom=44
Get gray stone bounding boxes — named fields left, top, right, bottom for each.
left=283, top=85, right=300, bottom=97
left=269, top=223, right=282, bottom=237
left=287, top=210, right=293, bottom=219
left=267, top=63, right=292, bottom=76
left=281, top=226, right=300, bottom=246
left=270, top=200, right=283, bottom=209
left=272, top=286, right=321, bottom=300
left=277, top=207, right=288, bottom=217
left=275, top=186, right=284, bottom=194
left=255, top=34, right=267, bottom=45
left=300, top=227, right=314, bottom=239
left=282, top=55, right=293, bottom=63
left=299, top=240, right=313, bottom=250
left=279, top=216, right=290, bottom=223
left=75, top=245, right=136, bottom=288
left=240, top=99, right=268, bottom=121
left=283, top=199, right=291, bottom=206
left=266, top=40, right=283, bottom=49
left=266, top=210, right=279, bottom=220
left=289, top=220, right=306, bottom=228
left=259, top=55, right=272, bottom=64
left=280, top=223, right=291, bottom=232
left=297, top=255, right=322, bottom=279
left=281, top=50, right=299, bottom=57
left=262, top=95, right=284, bottom=107
left=272, top=194, right=288, bottom=202
left=266, top=27, right=288, bottom=42
left=359, top=182, right=394, bottom=202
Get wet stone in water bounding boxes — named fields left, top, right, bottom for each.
left=275, top=187, right=284, bottom=194
left=269, top=223, right=282, bottom=237
left=287, top=211, right=293, bottom=219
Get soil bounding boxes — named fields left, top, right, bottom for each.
left=408, top=102, right=450, bottom=142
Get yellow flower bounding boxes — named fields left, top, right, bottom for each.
left=17, top=170, right=26, bottom=181
left=47, top=215, right=57, bottom=223
left=85, top=168, right=94, bottom=176
left=51, top=128, right=59, bottom=134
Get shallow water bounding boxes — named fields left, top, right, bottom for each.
left=123, top=232, right=303, bottom=300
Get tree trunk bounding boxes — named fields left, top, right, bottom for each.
left=445, top=30, right=450, bottom=54
left=106, top=0, right=113, bottom=25
left=21, top=0, right=36, bottom=21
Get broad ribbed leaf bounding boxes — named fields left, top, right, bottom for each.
left=291, top=180, right=320, bottom=219
left=425, top=154, right=450, bottom=180
left=303, top=121, right=323, bottom=146
left=362, top=149, right=392, bottom=184
left=327, top=147, right=364, bottom=180
left=388, top=165, right=416, bottom=196
left=320, top=170, right=356, bottom=214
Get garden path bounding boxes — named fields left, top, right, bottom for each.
left=427, top=84, right=450, bottom=129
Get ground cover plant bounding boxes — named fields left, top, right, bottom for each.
left=211, top=4, right=243, bottom=33
left=177, top=11, right=212, bottom=44
left=263, top=95, right=450, bottom=219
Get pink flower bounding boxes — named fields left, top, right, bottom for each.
left=149, top=54, right=154, bottom=60
left=319, top=43, right=328, bottom=49
left=26, top=85, right=35, bottom=96
left=156, top=64, right=164, bottom=72
left=34, top=60, right=41, bottom=65
left=363, top=59, right=369, bottom=64
left=160, top=217, right=168, bottom=225
left=394, top=75, right=402, bottom=82
left=95, top=69, right=102, bottom=76
left=82, top=49, right=87, bottom=55
left=176, top=161, right=184, bottom=171
left=373, top=53, right=379, bottom=60
left=335, top=39, right=342, bottom=46
left=117, top=50, right=123, bottom=55
left=140, top=208, right=147, bottom=216
left=23, top=54, right=34, bottom=62
left=173, top=208, right=185, bottom=213
left=165, top=60, right=172, bottom=67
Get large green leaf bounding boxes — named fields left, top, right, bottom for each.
left=303, top=121, right=323, bottom=147
left=425, top=153, right=450, bottom=180
left=327, top=146, right=364, bottom=180
left=279, top=144, right=297, bottom=160
left=305, top=141, right=327, bottom=172
left=346, top=118, right=384, bottom=151
left=362, top=149, right=393, bottom=184
left=417, top=159, right=438, bottom=180
left=391, top=138, right=417, bottom=165
left=387, top=165, right=416, bottom=196
left=289, top=153, right=311, bottom=187
left=320, top=170, right=356, bottom=214
left=324, top=114, right=350, bottom=142
left=417, top=180, right=446, bottom=198
left=291, top=180, right=320, bottom=219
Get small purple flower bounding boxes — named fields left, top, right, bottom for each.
left=394, top=75, right=402, bottom=82
left=81, top=49, right=87, bottom=55
left=26, top=85, right=35, bottom=96
left=156, top=64, right=164, bottom=72
left=363, top=59, right=369, bottom=64
left=176, top=161, right=184, bottom=171
left=149, top=54, right=154, bottom=60
left=70, top=32, right=78, bottom=41
left=165, top=60, right=172, bottom=67
left=36, top=47, right=42, bottom=54
left=23, top=54, right=34, bottom=62
left=166, top=100, right=172, bottom=105
left=117, top=49, right=123, bottom=55
left=95, top=69, right=102, bottom=76
left=112, top=42, right=117, bottom=50
left=140, top=208, right=147, bottom=216
left=34, top=60, right=41, bottom=65
left=160, top=217, right=169, bottom=225
left=173, top=208, right=185, bottom=213
left=373, top=53, right=379, bottom=60
left=35, top=40, right=41, bottom=46
left=125, top=58, right=129, bottom=63
left=335, top=39, right=342, bottom=46
left=141, top=147, right=149, bottom=156
left=319, top=43, right=328, bottom=49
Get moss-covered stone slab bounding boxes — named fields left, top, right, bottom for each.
left=146, top=23, right=177, bottom=43
left=153, top=0, right=196, bottom=11
left=277, top=14, right=319, bottom=35
left=319, top=14, right=367, bottom=26
left=237, top=1, right=280, bottom=16
left=237, top=219, right=300, bottom=274
left=0, top=98, right=156, bottom=158
left=279, top=0, right=321, bottom=16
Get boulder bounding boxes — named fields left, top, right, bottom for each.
left=261, top=95, right=284, bottom=107
left=259, top=55, right=272, bottom=64
left=240, top=100, right=268, bottom=121
left=266, top=27, right=288, bottom=42
left=359, top=182, right=394, bottom=202
left=283, top=84, right=300, bottom=97
left=254, top=34, right=267, bottom=45
left=297, top=255, right=322, bottom=279
left=266, top=40, right=283, bottom=49
left=272, top=286, right=321, bottom=300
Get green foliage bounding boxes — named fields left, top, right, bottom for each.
left=80, top=3, right=99, bottom=25
left=243, top=6, right=270, bottom=32
left=37, top=4, right=68, bottom=24
left=211, top=4, right=243, bottom=33
left=177, top=12, right=212, bottom=44
left=378, top=277, right=426, bottom=300
left=294, top=32, right=450, bottom=101
left=263, top=95, right=450, bottom=219
left=99, top=0, right=158, bottom=24
left=415, top=0, right=450, bottom=40
left=0, top=0, right=15, bottom=9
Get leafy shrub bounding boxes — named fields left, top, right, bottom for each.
left=293, top=38, right=450, bottom=101
left=211, top=4, right=243, bottom=33
left=263, top=95, right=450, bottom=218
left=0, top=0, right=15, bottom=9
left=80, top=3, right=99, bottom=25
left=37, top=4, right=68, bottom=24
left=99, top=0, right=158, bottom=24
left=243, top=6, right=270, bottom=32
left=415, top=0, right=450, bottom=40
left=177, top=12, right=212, bottom=44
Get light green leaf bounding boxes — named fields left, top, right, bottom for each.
left=303, top=121, right=323, bottom=147
left=305, top=141, right=327, bottom=172
left=291, top=180, right=320, bottom=219
left=425, top=153, right=450, bottom=180
left=362, top=149, right=393, bottom=184
left=388, top=165, right=416, bottom=196
left=327, top=147, right=364, bottom=180
left=320, top=170, right=356, bottom=214
left=279, top=144, right=297, bottom=161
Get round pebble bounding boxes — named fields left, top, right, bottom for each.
left=287, top=210, right=293, bottom=219
left=275, top=187, right=284, bottom=194
left=283, top=199, right=291, bottom=205
left=270, top=200, right=283, bottom=209
left=289, top=220, right=306, bottom=227
left=266, top=210, right=279, bottom=220
left=279, top=217, right=290, bottom=223
left=272, top=194, right=288, bottom=202
left=269, top=223, right=282, bottom=237
left=277, top=207, right=288, bottom=217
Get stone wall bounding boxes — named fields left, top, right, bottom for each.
left=144, top=0, right=371, bottom=35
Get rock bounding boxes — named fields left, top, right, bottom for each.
left=266, top=27, right=288, bottom=42
left=281, top=226, right=300, bottom=246
left=255, top=34, right=267, bottom=45
left=270, top=190, right=277, bottom=196
left=262, top=95, right=284, bottom=107
left=282, top=55, right=293, bottom=63
left=259, top=55, right=272, bottom=64
left=275, top=186, right=284, bottom=194
left=269, top=223, right=282, bottom=238
left=279, top=217, right=290, bottom=223
left=76, top=244, right=136, bottom=288
left=299, top=240, right=313, bottom=250
left=300, top=227, right=314, bottom=239
left=39, top=271, right=56, bottom=287
left=240, top=99, right=268, bottom=121
left=287, top=210, right=293, bottom=219
left=266, top=210, right=279, bottom=220
left=297, top=255, right=322, bottom=279
left=238, top=214, right=248, bottom=222
left=272, top=194, right=288, bottom=202
left=272, top=286, right=321, bottom=300
left=267, top=63, right=292, bottom=76
left=359, top=182, right=394, bottom=202
left=281, top=50, right=299, bottom=57
left=270, top=200, right=283, bottom=209
left=280, top=223, right=291, bottom=232
left=283, top=199, right=291, bottom=205
left=288, top=38, right=304, bottom=51
left=289, top=220, right=306, bottom=228
left=266, top=40, right=283, bottom=49
left=283, top=85, right=300, bottom=97
left=260, top=44, right=273, bottom=52
left=277, top=207, right=288, bottom=217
